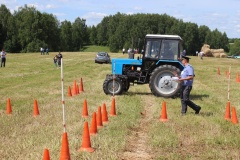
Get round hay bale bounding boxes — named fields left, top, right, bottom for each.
left=212, top=52, right=220, bottom=58
left=220, top=53, right=227, bottom=58
left=204, top=49, right=213, bottom=57
left=211, top=49, right=224, bottom=53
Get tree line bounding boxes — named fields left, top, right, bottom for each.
left=0, top=4, right=238, bottom=55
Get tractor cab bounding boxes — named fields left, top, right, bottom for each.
left=142, top=34, right=183, bottom=72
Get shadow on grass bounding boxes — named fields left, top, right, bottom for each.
left=190, top=94, right=209, bottom=100
left=125, top=91, right=153, bottom=96
left=200, top=112, right=214, bottom=117
left=125, top=92, right=209, bottom=99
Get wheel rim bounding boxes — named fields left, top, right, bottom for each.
left=107, top=80, right=121, bottom=94
left=154, top=72, right=179, bottom=95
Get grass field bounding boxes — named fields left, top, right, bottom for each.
left=1, top=52, right=240, bottom=159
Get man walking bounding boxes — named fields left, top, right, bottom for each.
left=176, top=55, right=201, bottom=115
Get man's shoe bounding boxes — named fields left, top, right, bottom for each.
left=195, top=107, right=201, bottom=114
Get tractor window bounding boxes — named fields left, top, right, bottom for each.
left=145, top=40, right=161, bottom=58
left=160, top=40, right=179, bottom=60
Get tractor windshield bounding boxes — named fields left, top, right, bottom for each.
left=145, top=39, right=180, bottom=60
left=160, top=40, right=178, bottom=60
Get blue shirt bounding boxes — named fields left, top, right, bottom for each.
left=181, top=64, right=194, bottom=86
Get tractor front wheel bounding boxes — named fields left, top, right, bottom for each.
left=103, top=77, right=123, bottom=95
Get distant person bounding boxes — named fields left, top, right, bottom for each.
left=182, top=49, right=186, bottom=56
left=175, top=55, right=201, bottom=115
left=57, top=52, right=63, bottom=67
left=122, top=48, right=125, bottom=55
left=1, top=49, right=7, bottom=67
left=53, top=55, right=58, bottom=67
left=200, top=51, right=204, bottom=60
left=128, top=48, right=131, bottom=54
left=196, top=51, right=198, bottom=56
left=40, top=47, right=43, bottom=55
left=46, top=48, right=49, bottom=55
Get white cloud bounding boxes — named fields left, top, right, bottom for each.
left=133, top=6, right=142, bottom=11
left=53, top=12, right=66, bottom=16
left=83, top=12, right=107, bottom=19
left=46, top=4, right=57, bottom=9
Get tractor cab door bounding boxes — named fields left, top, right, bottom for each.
left=142, top=40, right=161, bottom=71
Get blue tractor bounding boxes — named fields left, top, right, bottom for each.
left=103, top=34, right=185, bottom=98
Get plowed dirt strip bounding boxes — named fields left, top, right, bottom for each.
left=121, top=95, right=155, bottom=160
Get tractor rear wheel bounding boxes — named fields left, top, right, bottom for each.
left=103, top=77, right=123, bottom=95
left=149, top=65, right=181, bottom=98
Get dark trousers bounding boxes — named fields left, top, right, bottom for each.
left=1, top=58, right=6, bottom=67
left=180, top=86, right=199, bottom=113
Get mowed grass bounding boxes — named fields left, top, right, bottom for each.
left=0, top=52, right=240, bottom=159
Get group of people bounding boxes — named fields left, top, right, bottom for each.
left=40, top=47, right=49, bottom=55
left=53, top=52, right=63, bottom=68
left=122, top=48, right=143, bottom=59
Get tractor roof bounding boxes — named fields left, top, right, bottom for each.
left=145, top=34, right=182, bottom=41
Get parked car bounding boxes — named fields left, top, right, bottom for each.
left=227, top=55, right=240, bottom=59
left=95, top=52, right=111, bottom=63
left=234, top=55, right=240, bottom=59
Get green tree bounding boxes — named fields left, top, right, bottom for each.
left=198, top=25, right=211, bottom=50
left=72, top=17, right=86, bottom=51
left=183, top=22, right=199, bottom=55
left=59, top=20, right=72, bottom=51
left=0, top=4, right=12, bottom=50
left=89, top=25, right=98, bottom=45
left=39, top=13, right=60, bottom=51
left=229, top=39, right=240, bottom=55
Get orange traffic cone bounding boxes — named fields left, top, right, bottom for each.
left=72, top=80, right=77, bottom=96
left=110, top=97, right=116, bottom=116
left=90, top=112, right=97, bottom=135
left=76, top=84, right=79, bottom=94
left=237, top=73, right=240, bottom=82
left=60, top=132, right=71, bottom=160
left=42, top=148, right=50, bottom=160
left=33, top=99, right=40, bottom=117
left=78, top=122, right=95, bottom=152
left=160, top=101, right=168, bottom=122
left=6, top=98, right=12, bottom=114
left=79, top=78, right=84, bottom=92
left=217, top=67, right=220, bottom=75
left=102, top=103, right=109, bottom=124
left=231, top=107, right=239, bottom=124
left=74, top=80, right=79, bottom=95
left=224, top=101, right=231, bottom=120
left=71, top=86, right=76, bottom=96
left=97, top=106, right=103, bottom=128
left=82, top=99, right=88, bottom=118
left=68, top=86, right=72, bottom=97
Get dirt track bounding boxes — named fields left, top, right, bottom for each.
left=121, top=95, right=155, bottom=160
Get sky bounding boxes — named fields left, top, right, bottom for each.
left=1, top=0, right=240, bottom=38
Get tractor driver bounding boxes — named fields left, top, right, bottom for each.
left=160, top=41, right=174, bottom=59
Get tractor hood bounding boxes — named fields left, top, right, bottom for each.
left=111, top=58, right=142, bottom=74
